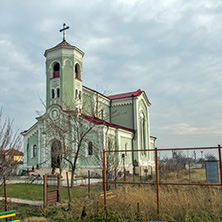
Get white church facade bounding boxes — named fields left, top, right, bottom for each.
left=22, top=26, right=156, bottom=176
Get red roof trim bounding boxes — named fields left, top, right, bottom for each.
left=21, top=122, right=38, bottom=135
left=108, top=89, right=143, bottom=100
left=44, top=40, right=84, bottom=56
left=37, top=105, right=134, bottom=132
left=81, top=114, right=134, bottom=132
left=24, top=102, right=135, bottom=135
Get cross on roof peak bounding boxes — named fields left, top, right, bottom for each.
left=59, top=23, right=70, bottom=41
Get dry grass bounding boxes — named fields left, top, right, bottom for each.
left=1, top=177, right=222, bottom=221
left=40, top=185, right=222, bottom=221
left=160, top=168, right=207, bottom=183
left=23, top=217, right=49, bottom=222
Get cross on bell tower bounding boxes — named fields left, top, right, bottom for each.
left=59, top=23, right=70, bottom=41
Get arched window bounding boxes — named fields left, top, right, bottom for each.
left=79, top=91, right=81, bottom=100
left=125, top=143, right=128, bottom=156
left=57, top=88, right=60, bottom=98
left=75, top=89, right=78, bottom=99
left=140, top=112, right=146, bottom=155
left=53, top=63, right=60, bottom=78
left=33, top=145, right=37, bottom=158
left=75, top=63, right=81, bottom=79
left=52, top=89, right=55, bottom=99
left=88, top=142, right=93, bottom=155
left=27, top=143, right=29, bottom=158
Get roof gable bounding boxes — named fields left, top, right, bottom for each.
left=108, top=89, right=143, bottom=100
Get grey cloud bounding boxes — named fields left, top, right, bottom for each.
left=0, top=0, right=221, bottom=148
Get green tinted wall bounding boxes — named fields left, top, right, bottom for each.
left=111, top=104, right=133, bottom=129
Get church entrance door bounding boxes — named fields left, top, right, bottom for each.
left=51, top=140, right=61, bottom=168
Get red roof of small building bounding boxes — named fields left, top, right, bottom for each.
left=107, top=89, right=143, bottom=100
left=0, top=148, right=23, bottom=156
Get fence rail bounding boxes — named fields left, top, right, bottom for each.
left=103, top=145, right=222, bottom=216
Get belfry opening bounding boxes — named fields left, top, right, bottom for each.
left=53, top=63, right=60, bottom=78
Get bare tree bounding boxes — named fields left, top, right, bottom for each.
left=44, top=109, right=99, bottom=187
left=41, top=89, right=121, bottom=188
left=0, top=108, right=21, bottom=179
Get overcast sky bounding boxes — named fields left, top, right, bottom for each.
left=0, top=0, right=222, bottom=148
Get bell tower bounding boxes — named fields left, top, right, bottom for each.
left=44, top=24, right=84, bottom=111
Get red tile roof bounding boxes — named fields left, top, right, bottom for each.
left=0, top=148, right=23, bottom=156
left=44, top=40, right=85, bottom=57
left=82, top=114, right=134, bottom=132
left=107, top=89, right=143, bottom=99
left=54, top=40, right=73, bottom=48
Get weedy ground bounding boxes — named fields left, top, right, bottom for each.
left=1, top=184, right=222, bottom=221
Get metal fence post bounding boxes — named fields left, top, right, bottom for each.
left=155, top=147, right=160, bottom=217
left=43, top=175, right=47, bottom=208
left=4, top=175, right=8, bottom=211
left=103, top=149, right=107, bottom=206
left=58, top=174, right=61, bottom=203
left=88, top=170, right=91, bottom=198
left=218, top=144, right=222, bottom=193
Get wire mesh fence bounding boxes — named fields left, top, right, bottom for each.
left=103, top=145, right=222, bottom=216
left=158, top=147, right=220, bottom=185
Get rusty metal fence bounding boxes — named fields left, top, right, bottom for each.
left=102, top=145, right=222, bottom=215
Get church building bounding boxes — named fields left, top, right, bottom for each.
left=22, top=25, right=156, bottom=176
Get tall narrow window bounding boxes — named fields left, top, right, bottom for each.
left=75, top=63, right=81, bottom=79
left=27, top=143, right=29, bottom=158
left=52, top=89, right=55, bottom=99
left=53, top=63, right=60, bottom=78
left=125, top=143, right=128, bottom=156
left=140, top=112, right=146, bottom=155
left=33, top=145, right=37, bottom=158
left=57, top=88, right=60, bottom=98
left=75, top=89, right=78, bottom=99
left=79, top=91, right=81, bottom=100
left=88, top=142, right=93, bottom=155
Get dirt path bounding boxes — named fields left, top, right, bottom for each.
left=0, top=197, right=43, bottom=206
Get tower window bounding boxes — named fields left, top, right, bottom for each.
left=75, top=63, right=81, bottom=79
left=75, top=89, right=78, bottom=99
left=52, top=89, right=55, bottom=99
left=57, top=88, right=60, bottom=98
left=88, top=142, right=93, bottom=155
left=79, top=91, right=81, bottom=100
left=53, top=63, right=60, bottom=78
